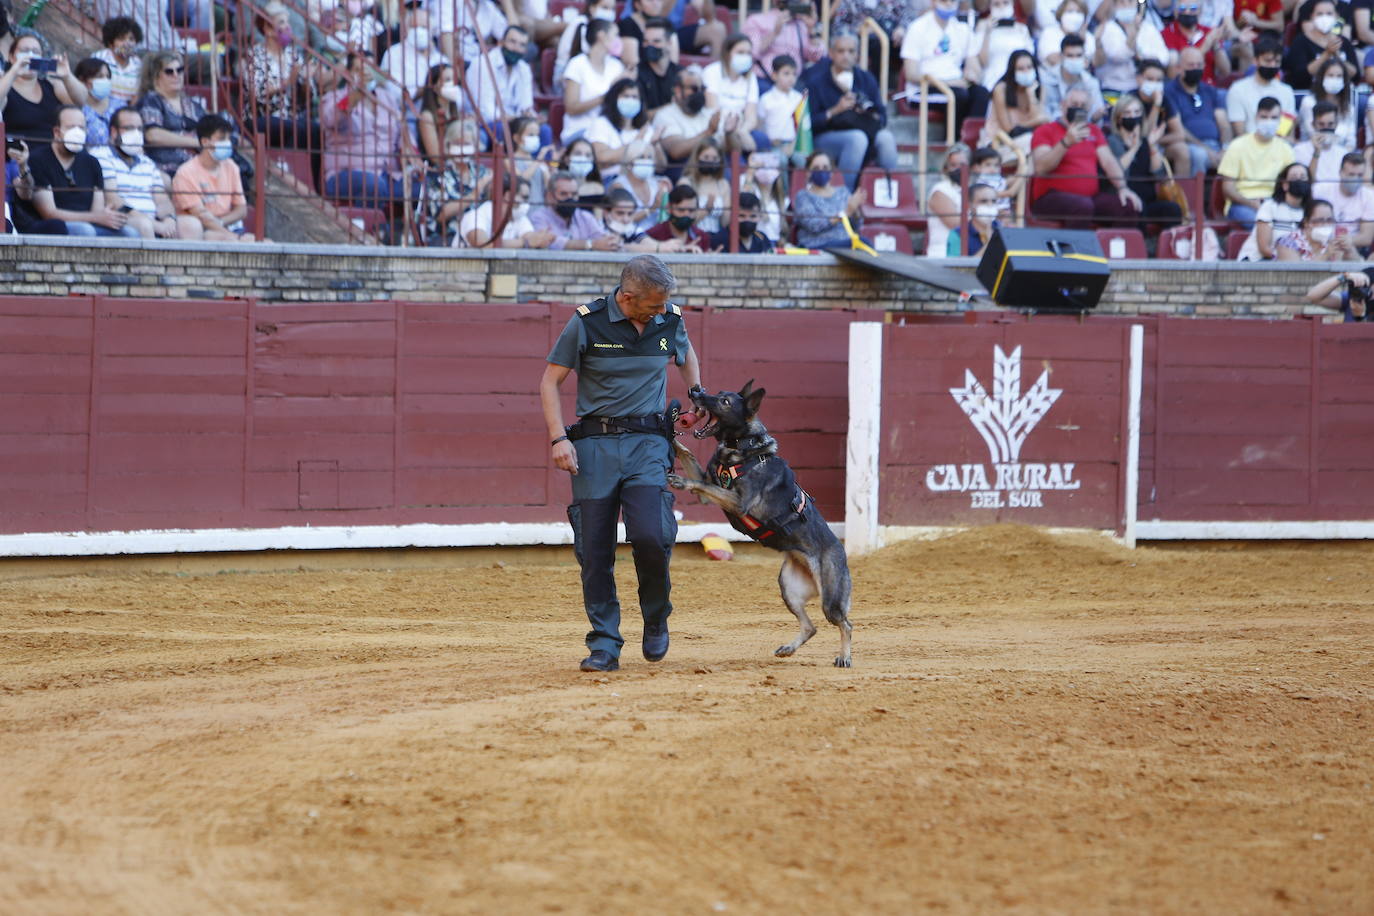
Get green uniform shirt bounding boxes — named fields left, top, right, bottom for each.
left=548, top=287, right=690, bottom=418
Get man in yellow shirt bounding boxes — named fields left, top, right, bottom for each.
left=172, top=115, right=256, bottom=242
left=1218, top=96, right=1295, bottom=229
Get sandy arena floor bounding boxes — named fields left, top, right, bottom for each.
left=1, top=526, right=1371, bottom=915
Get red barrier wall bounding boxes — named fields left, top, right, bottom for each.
left=0, top=297, right=876, bottom=537
left=877, top=322, right=1135, bottom=532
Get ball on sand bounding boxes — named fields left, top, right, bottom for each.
left=701, top=533, right=734, bottom=561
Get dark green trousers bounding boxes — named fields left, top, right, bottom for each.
left=567, top=433, right=677, bottom=658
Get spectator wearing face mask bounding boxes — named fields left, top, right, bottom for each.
left=758, top=55, right=803, bottom=162
left=653, top=68, right=721, bottom=179
left=1234, top=161, right=1310, bottom=260
left=1227, top=37, right=1296, bottom=137
left=172, top=114, right=255, bottom=241
left=926, top=143, right=969, bottom=258
left=807, top=32, right=898, bottom=189
left=1041, top=34, right=1105, bottom=123
left=320, top=51, right=409, bottom=210
left=609, top=151, right=670, bottom=232
left=1164, top=46, right=1230, bottom=176
left=794, top=149, right=865, bottom=249
left=3, top=36, right=88, bottom=141
left=677, top=137, right=729, bottom=234
left=1301, top=58, right=1356, bottom=147
left=1160, top=0, right=1232, bottom=87
left=418, top=119, right=491, bottom=245
left=1329, top=153, right=1374, bottom=249
left=618, top=0, right=675, bottom=72
left=900, top=0, right=987, bottom=130
left=246, top=1, right=323, bottom=151
left=1283, top=0, right=1358, bottom=93
left=1094, top=0, right=1168, bottom=94
left=1276, top=198, right=1355, bottom=262
left=458, top=176, right=555, bottom=248
left=1129, top=58, right=1193, bottom=179
left=433, top=0, right=508, bottom=64
left=1293, top=101, right=1351, bottom=199
left=947, top=182, right=1003, bottom=257
left=708, top=191, right=774, bottom=252
left=1036, top=0, right=1096, bottom=69
left=739, top=150, right=786, bottom=241
left=588, top=79, right=661, bottom=183
left=984, top=50, right=1048, bottom=156
left=702, top=33, right=768, bottom=153
left=531, top=170, right=624, bottom=250
left=975, top=0, right=1035, bottom=93
left=76, top=57, right=119, bottom=150
left=635, top=17, right=681, bottom=116
left=602, top=186, right=659, bottom=250
left=97, top=106, right=200, bottom=239
left=510, top=115, right=553, bottom=204
left=1028, top=85, right=1142, bottom=229
left=1219, top=97, right=1297, bottom=232
left=562, top=18, right=626, bottom=145
left=417, top=63, right=462, bottom=169
left=4, top=135, right=70, bottom=235
left=467, top=25, right=537, bottom=144
left=28, top=104, right=137, bottom=237
left=643, top=182, right=714, bottom=252
left=92, top=16, right=143, bottom=106
left=556, top=0, right=617, bottom=88
left=381, top=7, right=448, bottom=98
left=560, top=137, right=605, bottom=203
left=742, top=0, right=823, bottom=78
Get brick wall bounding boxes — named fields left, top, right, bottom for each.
left=0, top=236, right=1345, bottom=317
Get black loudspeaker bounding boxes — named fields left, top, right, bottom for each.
left=975, top=227, right=1111, bottom=312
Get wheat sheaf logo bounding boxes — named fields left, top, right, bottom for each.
left=926, top=345, right=1081, bottom=509
left=950, top=344, right=1061, bottom=463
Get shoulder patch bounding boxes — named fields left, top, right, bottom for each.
left=576, top=305, right=591, bottom=316
left=667, top=303, right=681, bottom=316
left=576, top=297, right=608, bottom=318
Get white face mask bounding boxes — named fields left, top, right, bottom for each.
left=1115, top=6, right=1136, bottom=24
left=512, top=201, right=531, bottom=219
left=834, top=70, right=854, bottom=92
left=730, top=51, right=753, bottom=75
left=1061, top=10, right=1085, bottom=30
left=1255, top=118, right=1279, bottom=139
left=1323, top=75, right=1346, bottom=95
left=1311, top=224, right=1335, bottom=243
left=90, top=78, right=113, bottom=100
left=409, top=26, right=430, bottom=47
left=448, top=143, right=477, bottom=157
left=991, top=4, right=1013, bottom=18
left=439, top=84, right=462, bottom=102
left=1014, top=69, right=1037, bottom=88
left=62, top=126, right=87, bottom=152
left=974, top=203, right=1000, bottom=220
left=569, top=155, right=594, bottom=178
left=974, top=172, right=1006, bottom=191
left=118, top=128, right=144, bottom=154
left=1139, top=79, right=1163, bottom=97
left=523, top=133, right=542, bottom=154
left=591, top=7, right=616, bottom=19
left=632, top=159, right=655, bottom=179
left=1062, top=56, right=1085, bottom=76
left=1314, top=13, right=1337, bottom=33
left=607, top=218, right=637, bottom=235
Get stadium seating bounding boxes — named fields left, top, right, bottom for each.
left=1226, top=231, right=1250, bottom=260
left=858, top=169, right=922, bottom=228
left=1096, top=228, right=1147, bottom=259
left=865, top=222, right=915, bottom=255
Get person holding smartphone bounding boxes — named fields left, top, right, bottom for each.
left=1029, top=84, right=1142, bottom=229
left=2, top=35, right=88, bottom=141
left=743, top=0, right=823, bottom=81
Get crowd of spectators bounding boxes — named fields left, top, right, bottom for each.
left=4, top=0, right=1374, bottom=261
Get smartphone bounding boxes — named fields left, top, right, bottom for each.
left=29, top=57, right=58, bottom=74
left=787, top=1, right=811, bottom=14
left=1071, top=107, right=1088, bottom=125
left=118, top=205, right=134, bottom=214
left=997, top=17, right=1016, bottom=26
left=5, top=137, right=23, bottom=151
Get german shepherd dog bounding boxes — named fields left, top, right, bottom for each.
left=668, top=381, right=854, bottom=667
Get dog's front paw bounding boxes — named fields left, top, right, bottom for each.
left=833, top=656, right=852, bottom=668
left=774, top=645, right=796, bottom=658
left=666, top=474, right=688, bottom=490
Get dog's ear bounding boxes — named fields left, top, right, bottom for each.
left=743, top=386, right=766, bottom=416
left=739, top=379, right=754, bottom=398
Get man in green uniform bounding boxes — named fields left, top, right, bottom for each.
left=540, top=255, right=703, bottom=672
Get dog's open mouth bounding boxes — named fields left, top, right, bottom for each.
left=693, top=410, right=720, bottom=439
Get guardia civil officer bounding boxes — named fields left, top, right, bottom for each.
left=540, top=255, right=703, bottom=672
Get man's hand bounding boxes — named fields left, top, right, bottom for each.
left=552, top=439, right=578, bottom=474
left=1063, top=120, right=1091, bottom=145
left=523, top=228, right=556, bottom=248
left=1118, top=187, right=1143, bottom=210
left=833, top=92, right=857, bottom=115
left=154, top=217, right=178, bottom=238
left=1148, top=122, right=1166, bottom=146
left=6, top=139, right=28, bottom=166
left=94, top=207, right=129, bottom=230
left=708, top=110, right=722, bottom=132
left=1325, top=35, right=1343, bottom=54
left=1345, top=269, right=1370, bottom=287
left=591, top=233, right=623, bottom=251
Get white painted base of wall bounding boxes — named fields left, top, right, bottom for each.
left=877, top=525, right=1122, bottom=546
left=0, top=521, right=846, bottom=558
left=1135, top=521, right=1374, bottom=540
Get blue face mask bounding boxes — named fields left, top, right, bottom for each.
left=935, top=4, right=958, bottom=19
left=617, top=96, right=641, bottom=119
left=810, top=169, right=831, bottom=187
left=211, top=139, right=234, bottom=161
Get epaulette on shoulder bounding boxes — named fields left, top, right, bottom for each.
left=576, top=297, right=608, bottom=317
left=667, top=303, right=681, bottom=316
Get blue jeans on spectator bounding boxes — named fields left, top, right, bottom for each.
left=1227, top=203, right=1257, bottom=230
left=325, top=170, right=411, bottom=209
left=64, top=221, right=140, bottom=238
left=814, top=127, right=898, bottom=189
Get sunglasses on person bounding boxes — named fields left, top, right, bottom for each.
left=163, top=65, right=184, bottom=76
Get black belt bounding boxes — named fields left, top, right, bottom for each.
left=567, top=413, right=665, bottom=440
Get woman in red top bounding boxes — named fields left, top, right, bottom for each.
left=1028, top=85, right=1141, bottom=229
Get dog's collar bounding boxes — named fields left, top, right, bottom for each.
left=723, top=433, right=775, bottom=463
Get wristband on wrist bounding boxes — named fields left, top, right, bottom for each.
left=551, top=434, right=569, bottom=446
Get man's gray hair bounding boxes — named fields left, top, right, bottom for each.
left=621, top=255, right=678, bottom=294
left=830, top=28, right=859, bottom=48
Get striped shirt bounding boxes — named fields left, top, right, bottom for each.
left=94, top=147, right=167, bottom=218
